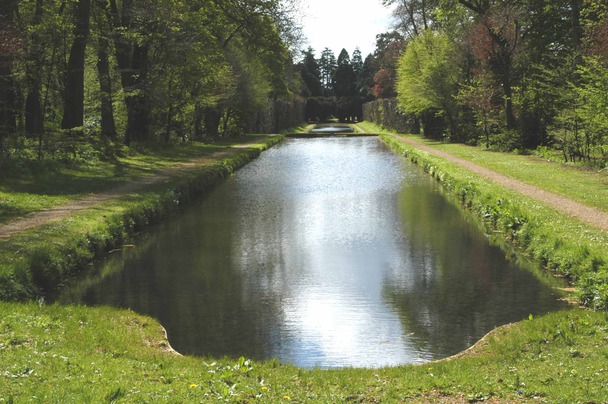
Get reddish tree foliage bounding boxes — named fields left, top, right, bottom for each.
left=371, top=31, right=403, bottom=99
left=373, top=68, right=396, bottom=99
left=465, top=4, right=522, bottom=130
left=586, top=17, right=608, bottom=62
left=0, top=24, right=23, bottom=64
left=467, top=4, right=521, bottom=70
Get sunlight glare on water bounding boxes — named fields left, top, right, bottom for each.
left=57, top=137, right=567, bottom=369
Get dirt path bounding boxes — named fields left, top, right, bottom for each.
left=388, top=133, right=608, bottom=231
left=0, top=140, right=263, bottom=240
left=1, top=134, right=607, bottom=240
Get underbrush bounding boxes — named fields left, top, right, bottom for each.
left=379, top=133, right=608, bottom=309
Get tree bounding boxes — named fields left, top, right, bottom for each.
left=299, top=47, right=322, bottom=96
left=333, top=49, right=356, bottom=97
left=384, top=0, right=440, bottom=37
left=62, top=0, right=92, bottom=131
left=93, top=0, right=117, bottom=139
left=357, top=53, right=377, bottom=100
left=106, top=0, right=154, bottom=145
left=397, top=29, right=462, bottom=137
left=371, top=31, right=405, bottom=99
left=0, top=0, right=20, bottom=149
left=466, top=3, right=523, bottom=131
left=319, top=48, right=336, bottom=95
left=573, top=57, right=608, bottom=162
left=351, top=48, right=363, bottom=76
left=200, top=0, right=297, bottom=136
left=24, top=0, right=45, bottom=138
left=373, top=68, right=396, bottom=99
left=458, top=70, right=501, bottom=147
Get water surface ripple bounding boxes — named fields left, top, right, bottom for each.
left=58, top=137, right=566, bottom=368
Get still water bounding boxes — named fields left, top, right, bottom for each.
left=57, top=137, right=567, bottom=368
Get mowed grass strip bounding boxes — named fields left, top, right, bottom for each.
left=0, top=303, right=606, bottom=402
left=357, top=122, right=608, bottom=213
left=0, top=139, right=251, bottom=225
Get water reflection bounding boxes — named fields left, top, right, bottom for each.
left=383, top=182, right=566, bottom=358
left=56, top=137, right=567, bottom=368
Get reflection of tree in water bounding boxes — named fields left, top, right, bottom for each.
left=382, top=181, right=567, bottom=359
left=57, top=138, right=568, bottom=365
left=56, top=191, right=285, bottom=359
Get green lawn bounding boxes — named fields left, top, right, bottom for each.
left=0, top=140, right=238, bottom=224
left=358, top=122, right=608, bottom=213
left=1, top=129, right=608, bottom=402
left=1, top=303, right=606, bottom=402
left=0, top=136, right=283, bottom=301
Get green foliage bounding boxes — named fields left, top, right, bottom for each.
left=3, top=0, right=299, bottom=152
left=298, top=47, right=323, bottom=97
left=333, top=49, right=357, bottom=97
left=548, top=56, right=608, bottom=165
left=382, top=1, right=608, bottom=160
left=396, top=29, right=462, bottom=134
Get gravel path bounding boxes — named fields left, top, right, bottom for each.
left=1, top=134, right=606, bottom=241
left=388, top=133, right=608, bottom=231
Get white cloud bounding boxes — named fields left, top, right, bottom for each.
left=300, top=0, right=393, bottom=58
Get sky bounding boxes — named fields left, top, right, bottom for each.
left=299, top=0, right=394, bottom=59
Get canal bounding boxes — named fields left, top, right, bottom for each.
left=56, top=137, right=567, bottom=368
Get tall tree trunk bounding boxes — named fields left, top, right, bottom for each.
left=571, top=0, right=582, bottom=53
left=25, top=0, right=44, bottom=137
left=503, top=76, right=516, bottom=131
left=204, top=106, right=221, bottom=139
left=0, top=0, right=19, bottom=149
left=421, top=0, right=429, bottom=29
left=123, top=43, right=150, bottom=144
left=61, top=0, right=92, bottom=130
left=501, top=52, right=516, bottom=131
left=108, top=0, right=151, bottom=145
left=193, top=104, right=204, bottom=139
left=97, top=34, right=116, bottom=138
left=93, top=0, right=116, bottom=139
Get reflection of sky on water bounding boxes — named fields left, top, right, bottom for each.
left=57, top=137, right=566, bottom=369
left=230, top=138, right=449, bottom=367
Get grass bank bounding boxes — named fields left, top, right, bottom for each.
left=357, top=123, right=608, bottom=310
left=0, top=141, right=244, bottom=225
left=0, top=136, right=283, bottom=301
left=1, top=302, right=606, bottom=402
left=2, top=129, right=608, bottom=402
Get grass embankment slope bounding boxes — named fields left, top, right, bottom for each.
left=358, top=122, right=608, bottom=310
left=1, top=129, right=608, bottom=402
left=0, top=136, right=283, bottom=300
left=2, top=302, right=607, bottom=402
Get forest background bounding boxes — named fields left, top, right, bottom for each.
left=1, top=0, right=608, bottom=176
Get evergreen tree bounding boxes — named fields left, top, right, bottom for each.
left=319, top=48, right=336, bottom=96
left=333, top=49, right=356, bottom=97
left=299, top=47, right=322, bottom=96
left=358, top=54, right=378, bottom=100
left=351, top=48, right=363, bottom=77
